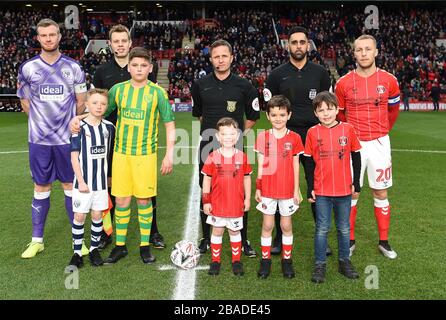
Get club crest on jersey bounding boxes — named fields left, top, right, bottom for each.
left=338, top=136, right=348, bottom=147
left=284, top=142, right=292, bottom=151
left=143, top=94, right=153, bottom=103
left=376, top=85, right=386, bottom=94
left=309, top=89, right=317, bottom=100
left=103, top=130, right=109, bottom=139
left=227, top=101, right=237, bottom=112
left=61, top=68, right=72, bottom=79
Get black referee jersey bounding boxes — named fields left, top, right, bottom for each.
left=264, top=61, right=331, bottom=129
left=191, top=72, right=260, bottom=135
left=93, top=58, right=158, bottom=125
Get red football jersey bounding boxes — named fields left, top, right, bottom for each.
left=335, top=68, right=400, bottom=141
left=254, top=129, right=304, bottom=199
left=201, top=149, right=252, bottom=218
left=304, top=122, right=361, bottom=197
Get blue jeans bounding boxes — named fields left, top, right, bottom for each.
left=314, top=195, right=352, bottom=264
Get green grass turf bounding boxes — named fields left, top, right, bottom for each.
left=0, top=111, right=445, bottom=299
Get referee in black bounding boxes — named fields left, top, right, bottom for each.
left=191, top=39, right=260, bottom=257
left=263, top=26, right=332, bottom=256
left=92, top=24, right=161, bottom=252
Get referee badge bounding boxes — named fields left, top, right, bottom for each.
left=338, top=136, right=348, bottom=147
left=227, top=101, right=237, bottom=112
left=309, top=89, right=317, bottom=100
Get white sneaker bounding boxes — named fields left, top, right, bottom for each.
left=378, top=245, right=397, bottom=259
left=349, top=242, right=356, bottom=258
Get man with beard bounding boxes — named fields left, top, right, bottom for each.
left=17, top=19, right=87, bottom=258
left=263, top=26, right=331, bottom=257
left=92, top=24, right=164, bottom=251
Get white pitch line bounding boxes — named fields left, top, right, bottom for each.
left=159, top=265, right=209, bottom=271
left=172, top=141, right=201, bottom=300
left=392, top=148, right=446, bottom=154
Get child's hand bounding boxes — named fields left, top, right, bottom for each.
left=293, top=191, right=302, bottom=205
left=78, top=181, right=89, bottom=193
left=255, top=190, right=262, bottom=203
left=243, top=198, right=251, bottom=212
left=307, top=190, right=316, bottom=203
left=203, top=203, right=212, bottom=215
left=160, top=154, right=173, bottom=175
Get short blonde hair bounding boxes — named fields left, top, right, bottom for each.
left=36, top=19, right=60, bottom=34
left=354, top=34, right=377, bottom=49
left=87, top=88, right=108, bottom=100
left=109, top=24, right=131, bottom=41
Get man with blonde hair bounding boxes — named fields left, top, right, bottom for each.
left=335, top=34, right=400, bottom=259
left=17, top=18, right=87, bottom=258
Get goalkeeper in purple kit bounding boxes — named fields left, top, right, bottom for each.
left=17, top=19, right=87, bottom=258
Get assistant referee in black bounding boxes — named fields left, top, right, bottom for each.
left=191, top=39, right=260, bottom=257
left=92, top=24, right=161, bottom=252
left=263, top=26, right=331, bottom=255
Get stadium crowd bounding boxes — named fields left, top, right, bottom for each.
left=1, top=5, right=445, bottom=111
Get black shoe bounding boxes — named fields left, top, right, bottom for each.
left=338, top=259, right=360, bottom=279
left=198, top=238, right=210, bottom=254
left=150, top=232, right=165, bottom=249
left=257, top=259, right=272, bottom=279
left=311, top=263, right=327, bottom=283
left=281, top=259, right=295, bottom=279
left=140, top=245, right=156, bottom=264
left=103, top=245, right=128, bottom=265
left=208, top=261, right=221, bottom=276
left=232, top=261, right=245, bottom=276
left=326, top=244, right=333, bottom=257
left=242, top=240, right=257, bottom=257
left=271, top=238, right=282, bottom=255
left=68, top=253, right=84, bottom=268
left=89, top=248, right=103, bottom=266
left=97, top=233, right=112, bottom=251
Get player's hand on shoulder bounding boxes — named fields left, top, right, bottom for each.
left=307, top=190, right=316, bottom=203
left=70, top=116, right=81, bottom=134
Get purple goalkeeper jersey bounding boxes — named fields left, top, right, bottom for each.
left=17, top=54, right=87, bottom=145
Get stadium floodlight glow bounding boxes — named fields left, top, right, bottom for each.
left=25, top=4, right=32, bottom=7
left=79, top=2, right=83, bottom=5
left=53, top=4, right=58, bottom=7
left=86, top=8, right=93, bottom=12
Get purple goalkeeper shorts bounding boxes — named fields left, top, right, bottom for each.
left=29, top=143, right=74, bottom=185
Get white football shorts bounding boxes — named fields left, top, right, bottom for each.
left=72, top=188, right=108, bottom=213
left=256, top=197, right=299, bottom=216
left=358, top=135, right=393, bottom=190
left=206, top=215, right=243, bottom=231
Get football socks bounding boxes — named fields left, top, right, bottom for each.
left=115, top=206, right=131, bottom=246
left=138, top=202, right=153, bottom=246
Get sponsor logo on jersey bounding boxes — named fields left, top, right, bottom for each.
left=39, top=84, right=64, bottom=101
left=90, top=145, right=106, bottom=159
left=122, top=108, right=145, bottom=120
left=227, top=101, right=237, bottom=112
left=309, top=88, right=317, bottom=100
left=338, top=136, right=348, bottom=146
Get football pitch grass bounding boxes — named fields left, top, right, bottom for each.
left=0, top=111, right=445, bottom=300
